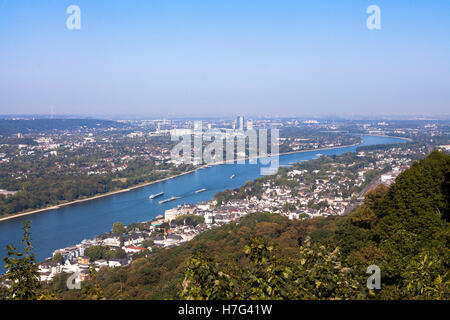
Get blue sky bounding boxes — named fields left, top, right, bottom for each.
left=0, top=0, right=449, bottom=117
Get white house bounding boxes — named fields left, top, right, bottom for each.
left=94, top=259, right=108, bottom=268
left=205, top=213, right=214, bottom=224
left=164, top=208, right=179, bottom=222
left=103, top=236, right=121, bottom=247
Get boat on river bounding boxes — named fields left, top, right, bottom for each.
left=158, top=196, right=181, bottom=204
left=149, top=192, right=164, bottom=199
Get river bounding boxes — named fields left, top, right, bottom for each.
left=0, top=135, right=406, bottom=272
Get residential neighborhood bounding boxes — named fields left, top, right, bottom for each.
left=37, top=142, right=427, bottom=285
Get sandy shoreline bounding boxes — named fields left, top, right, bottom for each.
left=0, top=135, right=409, bottom=223
left=0, top=168, right=200, bottom=223
left=361, top=133, right=413, bottom=142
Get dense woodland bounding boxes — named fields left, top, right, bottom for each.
left=0, top=158, right=194, bottom=217
left=30, top=150, right=449, bottom=300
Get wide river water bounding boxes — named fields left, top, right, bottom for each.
left=0, top=135, right=406, bottom=272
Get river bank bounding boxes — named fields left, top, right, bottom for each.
left=361, top=133, right=413, bottom=142
left=0, top=135, right=408, bottom=223
left=0, top=135, right=410, bottom=272
left=0, top=169, right=200, bottom=223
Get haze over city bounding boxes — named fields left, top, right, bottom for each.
left=1, top=0, right=449, bottom=117
left=1, top=0, right=450, bottom=307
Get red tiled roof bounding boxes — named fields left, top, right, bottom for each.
left=127, top=246, right=146, bottom=250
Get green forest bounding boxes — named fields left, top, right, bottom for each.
left=2, top=150, right=449, bottom=300
left=0, top=158, right=194, bottom=217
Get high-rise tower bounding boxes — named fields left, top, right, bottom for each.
left=236, top=115, right=245, bottom=130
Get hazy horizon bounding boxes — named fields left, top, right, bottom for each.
left=2, top=113, right=450, bottom=121
left=1, top=0, right=449, bottom=116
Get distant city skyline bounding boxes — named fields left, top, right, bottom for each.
left=1, top=1, right=449, bottom=116
left=2, top=113, right=449, bottom=121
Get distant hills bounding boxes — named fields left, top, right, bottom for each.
left=0, top=119, right=126, bottom=136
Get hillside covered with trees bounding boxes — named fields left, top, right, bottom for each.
left=3, top=150, right=449, bottom=300
left=41, top=150, right=448, bottom=300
